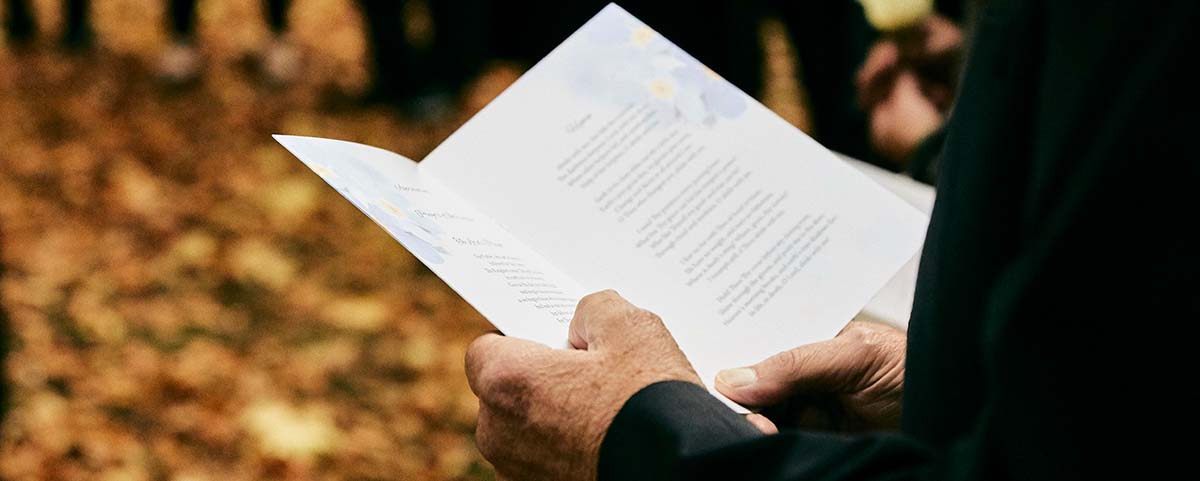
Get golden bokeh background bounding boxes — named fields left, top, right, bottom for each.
left=0, top=1, right=810, bottom=480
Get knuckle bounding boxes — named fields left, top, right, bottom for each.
left=465, top=338, right=485, bottom=370
left=634, top=309, right=670, bottom=339
left=578, top=290, right=636, bottom=328
left=486, top=360, right=523, bottom=390
left=638, top=308, right=664, bottom=325
left=844, top=322, right=904, bottom=355
left=464, top=337, right=496, bottom=387
left=578, top=289, right=621, bottom=312
left=841, top=322, right=875, bottom=340
left=778, top=347, right=808, bottom=372
left=467, top=342, right=518, bottom=389
left=475, top=414, right=499, bottom=460
left=479, top=360, right=535, bottom=415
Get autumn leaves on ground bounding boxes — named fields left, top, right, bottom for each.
left=0, top=1, right=811, bottom=479
left=0, top=1, right=520, bottom=479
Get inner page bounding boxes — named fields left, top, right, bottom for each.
left=275, top=135, right=584, bottom=348
left=420, top=4, right=928, bottom=392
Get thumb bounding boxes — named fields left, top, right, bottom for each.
left=715, top=337, right=865, bottom=407
left=745, top=413, right=778, bottom=435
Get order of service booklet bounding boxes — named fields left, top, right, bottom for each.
left=275, top=3, right=928, bottom=411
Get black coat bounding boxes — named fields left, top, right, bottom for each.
left=598, top=1, right=1200, bottom=479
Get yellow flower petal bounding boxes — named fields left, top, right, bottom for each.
left=381, top=200, right=409, bottom=219
left=648, top=79, right=675, bottom=99
left=859, top=0, right=933, bottom=31
left=631, top=26, right=655, bottom=47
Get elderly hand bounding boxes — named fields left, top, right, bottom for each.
left=465, top=290, right=702, bottom=481
left=716, top=319, right=907, bottom=432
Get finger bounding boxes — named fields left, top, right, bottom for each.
left=745, top=413, right=778, bottom=435
left=715, top=336, right=866, bottom=407
left=856, top=40, right=899, bottom=90
left=920, top=15, right=964, bottom=58
left=474, top=406, right=499, bottom=462
left=872, top=70, right=943, bottom=158
left=464, top=332, right=551, bottom=397
left=856, top=40, right=901, bottom=109
left=567, top=289, right=640, bottom=350
left=874, top=70, right=928, bottom=117
left=475, top=408, right=520, bottom=478
left=890, top=70, right=927, bottom=101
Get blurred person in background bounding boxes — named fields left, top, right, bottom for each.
left=3, top=0, right=92, bottom=50
left=488, top=0, right=763, bottom=97
left=464, top=1, right=1199, bottom=480
left=159, top=0, right=300, bottom=84
left=354, top=0, right=487, bottom=118
left=773, top=0, right=970, bottom=183
left=490, top=0, right=966, bottom=184
left=854, top=0, right=973, bottom=183
left=348, top=0, right=757, bottom=120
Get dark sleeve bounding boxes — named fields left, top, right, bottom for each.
left=598, top=381, right=762, bottom=480
left=599, top=382, right=935, bottom=481
left=904, top=127, right=947, bottom=185
left=600, top=2, right=1200, bottom=480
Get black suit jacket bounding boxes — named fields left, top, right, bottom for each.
left=599, top=1, right=1200, bottom=479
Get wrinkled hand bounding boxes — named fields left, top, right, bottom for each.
left=716, top=319, right=906, bottom=432
left=465, top=290, right=702, bottom=481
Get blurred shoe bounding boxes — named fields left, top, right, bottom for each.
left=259, top=38, right=301, bottom=86
left=157, top=41, right=202, bottom=84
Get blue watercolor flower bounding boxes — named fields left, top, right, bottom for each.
left=562, top=9, right=748, bottom=126
left=298, top=142, right=449, bottom=265
left=366, top=203, right=447, bottom=265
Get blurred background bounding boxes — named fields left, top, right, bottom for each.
left=0, top=0, right=960, bottom=479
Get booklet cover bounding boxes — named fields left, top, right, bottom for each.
left=275, top=3, right=927, bottom=411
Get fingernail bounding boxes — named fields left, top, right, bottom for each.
left=717, top=368, right=757, bottom=388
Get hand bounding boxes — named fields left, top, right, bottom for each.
left=857, top=14, right=964, bottom=112
left=715, top=318, right=906, bottom=432
left=465, top=290, right=702, bottom=481
left=856, top=15, right=962, bottom=165
left=868, top=70, right=944, bottom=164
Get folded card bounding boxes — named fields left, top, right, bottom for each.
left=275, top=3, right=927, bottom=411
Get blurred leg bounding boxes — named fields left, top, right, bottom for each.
left=4, top=0, right=37, bottom=46
left=159, top=0, right=202, bottom=83
left=623, top=0, right=765, bottom=97
left=168, top=0, right=198, bottom=40
left=425, top=0, right=486, bottom=95
left=774, top=0, right=878, bottom=164
left=265, top=0, right=288, bottom=34
left=356, top=0, right=416, bottom=103
left=487, top=0, right=764, bottom=97
left=61, top=0, right=94, bottom=49
left=487, top=0, right=605, bottom=64
left=260, top=0, right=299, bottom=84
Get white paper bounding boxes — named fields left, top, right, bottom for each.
left=275, top=3, right=927, bottom=412
left=845, top=156, right=935, bottom=330
left=272, top=135, right=585, bottom=348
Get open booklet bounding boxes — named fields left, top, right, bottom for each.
left=275, top=3, right=927, bottom=412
